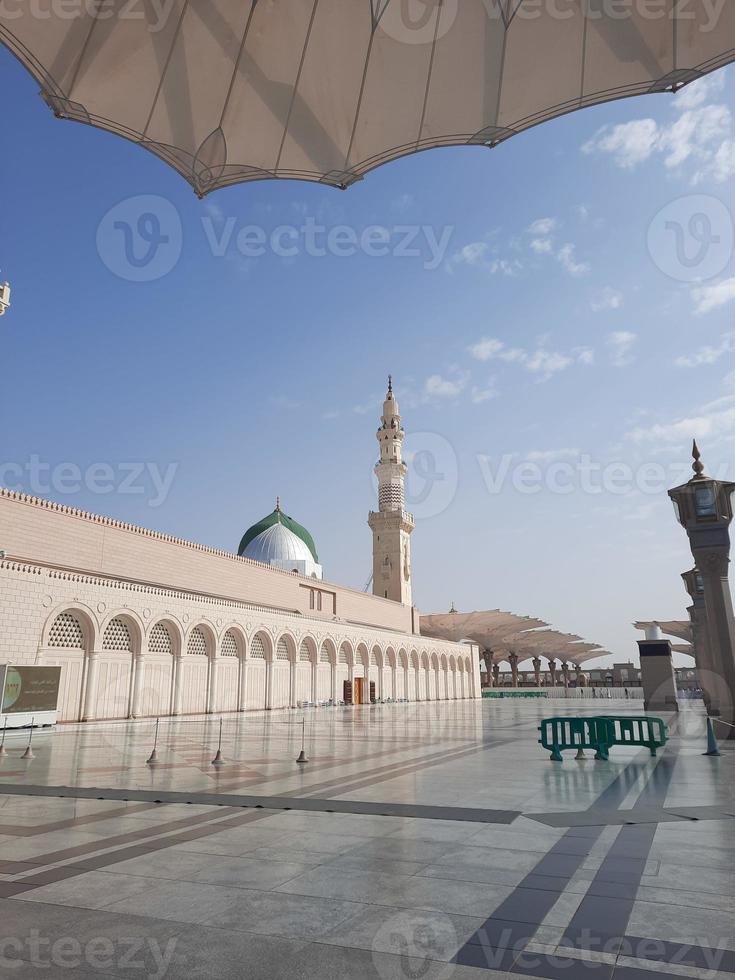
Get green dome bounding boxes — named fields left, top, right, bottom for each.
left=238, top=503, right=319, bottom=563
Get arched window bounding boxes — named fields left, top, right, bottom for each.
left=102, top=617, right=133, bottom=652
left=250, top=635, right=266, bottom=659
left=222, top=630, right=239, bottom=657
left=48, top=612, right=85, bottom=649
left=149, top=622, right=173, bottom=655
left=187, top=627, right=208, bottom=656
left=319, top=643, right=331, bottom=663
left=276, top=638, right=290, bottom=660
left=299, top=641, right=311, bottom=661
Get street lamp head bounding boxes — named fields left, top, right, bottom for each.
left=668, top=441, right=735, bottom=531
left=682, top=567, right=705, bottom=599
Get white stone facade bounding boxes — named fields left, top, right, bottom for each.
left=0, top=490, right=480, bottom=722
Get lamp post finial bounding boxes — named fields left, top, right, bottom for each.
left=692, top=439, right=705, bottom=478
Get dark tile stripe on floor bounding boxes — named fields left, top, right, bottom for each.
left=453, top=754, right=666, bottom=975
left=0, top=782, right=520, bottom=824
left=561, top=754, right=678, bottom=956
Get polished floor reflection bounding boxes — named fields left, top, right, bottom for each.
left=0, top=699, right=732, bottom=979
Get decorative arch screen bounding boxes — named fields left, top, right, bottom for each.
left=102, top=617, right=133, bottom=652
left=149, top=622, right=173, bottom=655
left=187, top=627, right=207, bottom=656
left=222, top=631, right=239, bottom=657
left=48, top=612, right=84, bottom=649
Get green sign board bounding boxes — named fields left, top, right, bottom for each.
left=2, top=666, right=62, bottom=714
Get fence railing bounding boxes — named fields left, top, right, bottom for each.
left=484, top=686, right=644, bottom=700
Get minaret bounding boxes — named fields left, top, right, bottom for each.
left=368, top=376, right=415, bottom=604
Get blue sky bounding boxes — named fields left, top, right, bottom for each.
left=3, top=46, right=735, bottom=666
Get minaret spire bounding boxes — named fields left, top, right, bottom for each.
left=368, top=377, right=415, bottom=605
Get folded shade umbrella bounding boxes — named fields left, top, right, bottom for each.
left=3, top=0, right=733, bottom=196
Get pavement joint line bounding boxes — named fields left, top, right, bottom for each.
left=0, top=783, right=521, bottom=824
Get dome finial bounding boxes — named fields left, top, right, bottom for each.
left=275, top=496, right=281, bottom=521
left=692, top=439, right=705, bottom=478
left=387, top=373, right=393, bottom=395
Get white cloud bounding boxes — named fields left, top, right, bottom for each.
left=528, top=217, right=557, bottom=236
left=471, top=382, right=499, bottom=404
left=582, top=74, right=735, bottom=184
left=607, top=331, right=637, bottom=367
left=628, top=405, right=735, bottom=444
left=583, top=118, right=659, bottom=168
left=674, top=72, right=725, bottom=111
left=524, top=349, right=573, bottom=378
left=691, top=278, right=735, bottom=315
left=425, top=373, right=467, bottom=398
left=574, top=347, right=595, bottom=366
left=709, top=140, right=735, bottom=182
left=467, top=337, right=591, bottom=382
left=448, top=242, right=521, bottom=276
left=530, top=237, right=553, bottom=254
left=454, top=242, right=488, bottom=266
left=557, top=243, right=590, bottom=277
left=590, top=287, right=623, bottom=313
left=469, top=337, right=505, bottom=361
left=675, top=332, right=735, bottom=367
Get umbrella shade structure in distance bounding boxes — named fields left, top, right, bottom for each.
left=2, top=0, right=734, bottom=195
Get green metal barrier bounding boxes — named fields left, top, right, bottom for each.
left=538, top=717, right=609, bottom=761
left=538, top=715, right=667, bottom=761
left=596, top=715, right=667, bottom=758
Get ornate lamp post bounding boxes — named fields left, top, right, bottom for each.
left=669, top=442, right=735, bottom=734
left=682, top=567, right=718, bottom=715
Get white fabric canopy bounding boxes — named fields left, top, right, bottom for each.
left=3, top=0, right=733, bottom=195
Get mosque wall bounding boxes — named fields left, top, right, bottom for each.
left=0, top=491, right=481, bottom=723
left=0, top=490, right=414, bottom=635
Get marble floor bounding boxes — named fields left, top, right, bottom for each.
left=0, top=699, right=732, bottom=980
